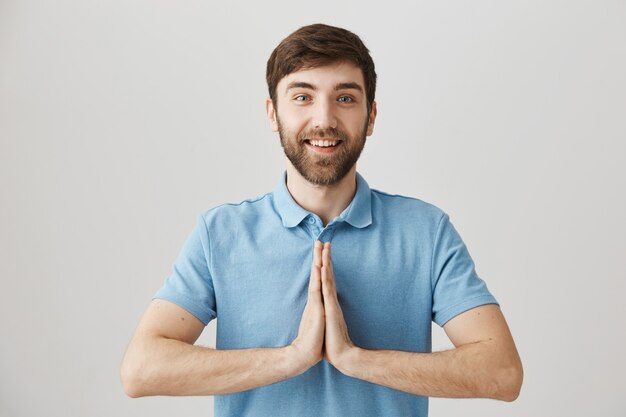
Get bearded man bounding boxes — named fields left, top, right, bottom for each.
left=121, top=23, right=523, bottom=417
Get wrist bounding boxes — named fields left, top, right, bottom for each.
left=335, top=345, right=362, bottom=377
left=284, top=343, right=314, bottom=376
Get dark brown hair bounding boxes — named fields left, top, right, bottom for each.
left=266, top=23, right=377, bottom=114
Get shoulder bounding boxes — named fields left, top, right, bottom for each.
left=370, top=188, right=447, bottom=225
left=199, top=191, right=275, bottom=228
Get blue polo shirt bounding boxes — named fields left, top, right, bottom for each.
left=154, top=170, right=498, bottom=417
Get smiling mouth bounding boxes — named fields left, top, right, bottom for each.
left=303, top=140, right=343, bottom=155
left=304, top=139, right=343, bottom=148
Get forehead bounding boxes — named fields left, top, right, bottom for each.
left=278, top=61, right=365, bottom=93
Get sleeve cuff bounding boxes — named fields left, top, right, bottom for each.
left=434, top=295, right=499, bottom=327
left=152, top=288, right=216, bottom=326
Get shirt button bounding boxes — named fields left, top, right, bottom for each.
left=308, top=217, right=315, bottom=224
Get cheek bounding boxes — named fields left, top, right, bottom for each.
left=343, top=114, right=368, bottom=135
left=278, top=110, right=309, bottom=134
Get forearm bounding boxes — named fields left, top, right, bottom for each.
left=121, top=336, right=302, bottom=397
left=339, top=342, right=522, bottom=401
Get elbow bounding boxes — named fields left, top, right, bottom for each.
left=121, top=375, right=144, bottom=398
left=120, top=360, right=144, bottom=398
left=121, top=335, right=175, bottom=398
left=491, top=361, right=524, bottom=402
left=120, top=349, right=151, bottom=398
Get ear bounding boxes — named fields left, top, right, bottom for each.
left=366, top=100, right=377, bottom=136
left=266, top=98, right=278, bottom=132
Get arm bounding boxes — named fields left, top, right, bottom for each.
left=335, top=304, right=523, bottom=401
left=120, top=299, right=303, bottom=397
left=318, top=242, right=522, bottom=401
left=120, top=241, right=327, bottom=397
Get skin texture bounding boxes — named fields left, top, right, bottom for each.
left=120, top=61, right=523, bottom=401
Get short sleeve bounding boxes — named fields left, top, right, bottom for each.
left=431, top=213, right=498, bottom=327
left=153, top=215, right=217, bottom=325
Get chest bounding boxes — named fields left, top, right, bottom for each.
left=210, top=223, right=434, bottom=351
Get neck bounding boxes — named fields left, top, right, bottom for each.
left=285, top=161, right=357, bottom=227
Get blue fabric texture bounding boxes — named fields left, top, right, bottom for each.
left=154, top=170, right=498, bottom=417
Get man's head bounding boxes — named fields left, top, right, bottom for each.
left=265, top=24, right=378, bottom=186
left=266, top=23, right=377, bottom=115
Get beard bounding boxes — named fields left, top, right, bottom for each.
left=277, top=114, right=369, bottom=186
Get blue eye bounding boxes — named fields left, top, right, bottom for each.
left=295, top=95, right=309, bottom=101
left=338, top=96, right=354, bottom=103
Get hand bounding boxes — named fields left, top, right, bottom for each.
left=290, top=240, right=325, bottom=373
left=320, top=242, right=356, bottom=368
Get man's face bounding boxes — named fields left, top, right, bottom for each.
left=267, top=61, right=377, bottom=186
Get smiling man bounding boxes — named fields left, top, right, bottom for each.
left=274, top=62, right=372, bottom=189
left=121, top=23, right=523, bottom=417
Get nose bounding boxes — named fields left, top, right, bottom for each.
left=312, top=99, right=338, bottom=130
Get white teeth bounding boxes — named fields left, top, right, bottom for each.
left=309, top=139, right=338, bottom=147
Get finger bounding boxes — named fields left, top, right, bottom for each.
left=308, top=241, right=323, bottom=301
left=309, top=240, right=322, bottom=284
left=321, top=264, right=339, bottom=311
left=322, top=242, right=333, bottom=273
left=310, top=240, right=323, bottom=287
left=314, top=240, right=323, bottom=268
left=321, top=245, right=335, bottom=294
left=322, top=243, right=336, bottom=286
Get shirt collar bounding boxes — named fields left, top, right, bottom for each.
left=273, top=170, right=373, bottom=229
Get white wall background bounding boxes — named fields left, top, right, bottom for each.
left=1, top=1, right=625, bottom=416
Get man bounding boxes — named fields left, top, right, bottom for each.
left=121, top=23, right=523, bottom=416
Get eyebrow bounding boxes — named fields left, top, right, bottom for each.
left=335, top=82, right=364, bottom=93
left=285, top=81, right=364, bottom=94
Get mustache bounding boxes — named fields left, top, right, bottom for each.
left=298, top=127, right=349, bottom=142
